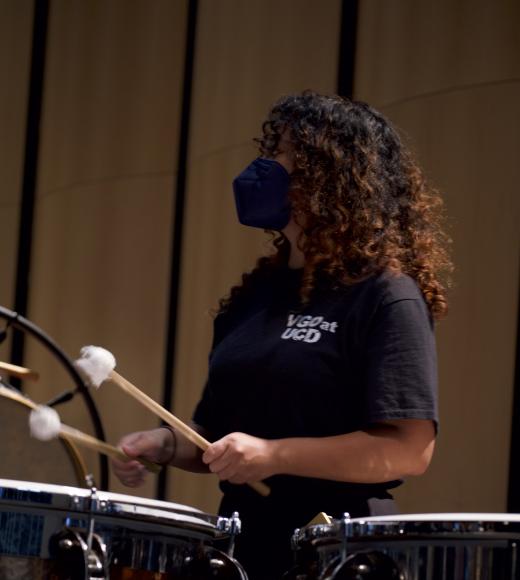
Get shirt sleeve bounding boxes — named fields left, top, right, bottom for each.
left=361, top=290, right=438, bottom=429
left=191, top=312, right=231, bottom=438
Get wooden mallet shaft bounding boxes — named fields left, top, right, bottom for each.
left=109, top=370, right=270, bottom=497
left=59, top=424, right=161, bottom=474
left=0, top=361, right=39, bottom=381
left=1, top=384, right=161, bottom=475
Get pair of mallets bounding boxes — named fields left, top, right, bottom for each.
left=31, top=346, right=270, bottom=496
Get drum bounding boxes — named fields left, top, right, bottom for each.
left=285, top=513, right=520, bottom=580
left=0, top=478, right=248, bottom=579
left=0, top=385, right=88, bottom=486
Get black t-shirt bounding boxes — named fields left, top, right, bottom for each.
left=193, top=267, right=437, bottom=578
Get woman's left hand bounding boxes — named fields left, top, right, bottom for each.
left=202, top=432, right=279, bottom=484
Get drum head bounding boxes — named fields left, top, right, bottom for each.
left=0, top=386, right=87, bottom=486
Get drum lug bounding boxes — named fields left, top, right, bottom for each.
left=340, top=512, right=351, bottom=562
left=49, top=481, right=108, bottom=579
left=49, top=528, right=108, bottom=580
left=291, top=527, right=301, bottom=550
left=84, top=472, right=97, bottom=489
left=217, top=511, right=242, bottom=558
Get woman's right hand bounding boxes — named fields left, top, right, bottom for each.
left=112, top=427, right=175, bottom=487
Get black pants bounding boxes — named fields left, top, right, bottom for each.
left=219, top=491, right=398, bottom=580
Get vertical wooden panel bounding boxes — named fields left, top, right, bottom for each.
left=0, top=1, right=33, bottom=351
left=355, top=0, right=520, bottom=512
left=356, top=0, right=520, bottom=107
left=170, top=0, right=342, bottom=513
left=24, top=0, right=188, bottom=497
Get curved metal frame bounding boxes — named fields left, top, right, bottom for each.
left=0, top=305, right=109, bottom=489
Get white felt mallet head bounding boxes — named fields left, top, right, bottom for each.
left=74, top=346, right=116, bottom=388
left=29, top=405, right=61, bottom=441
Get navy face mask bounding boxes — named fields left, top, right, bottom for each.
left=232, top=157, right=291, bottom=230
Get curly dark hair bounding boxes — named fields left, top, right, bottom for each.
left=220, top=90, right=452, bottom=319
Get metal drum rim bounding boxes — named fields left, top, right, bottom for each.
left=0, top=478, right=220, bottom=536
left=347, top=512, right=520, bottom=538
left=293, top=523, right=338, bottom=544
left=350, top=512, right=520, bottom=523
left=293, top=512, right=520, bottom=547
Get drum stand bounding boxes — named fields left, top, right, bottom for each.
left=49, top=478, right=108, bottom=580
left=217, top=511, right=242, bottom=559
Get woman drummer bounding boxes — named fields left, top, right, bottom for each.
left=112, top=90, right=452, bottom=579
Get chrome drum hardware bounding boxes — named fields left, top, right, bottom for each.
left=0, top=478, right=248, bottom=579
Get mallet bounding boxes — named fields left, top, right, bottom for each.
left=75, top=346, right=271, bottom=497
left=29, top=405, right=161, bottom=474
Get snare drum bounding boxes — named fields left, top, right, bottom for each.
left=0, top=478, right=248, bottom=579
left=286, top=513, right=520, bottom=580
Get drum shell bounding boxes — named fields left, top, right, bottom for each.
left=287, top=515, right=520, bottom=580
left=0, top=479, right=247, bottom=579
left=284, top=523, right=340, bottom=579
